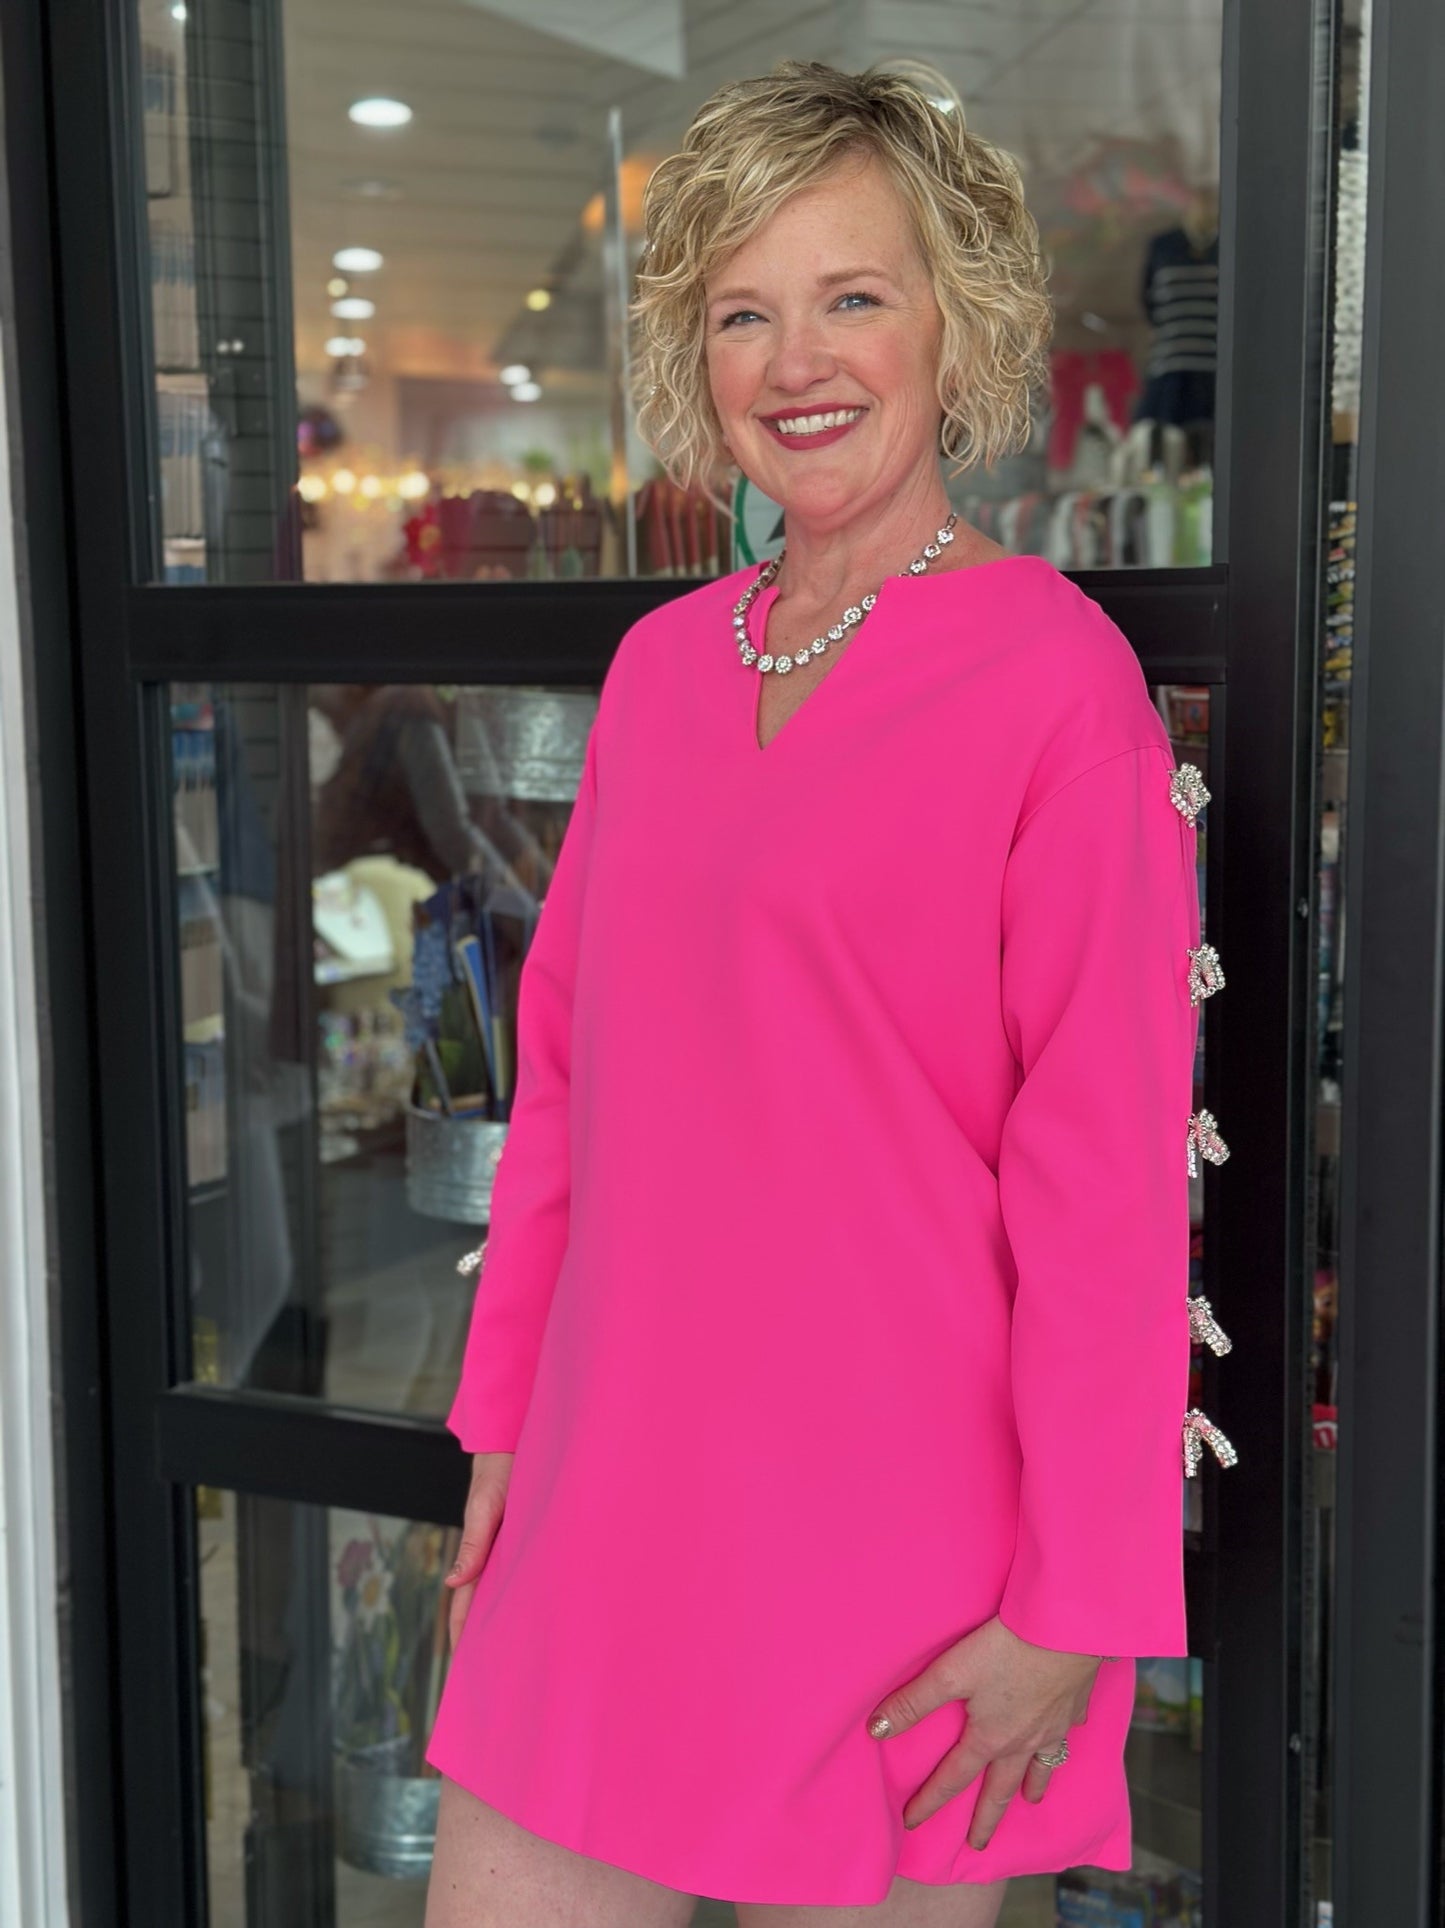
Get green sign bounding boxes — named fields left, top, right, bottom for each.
left=732, top=473, right=785, bottom=567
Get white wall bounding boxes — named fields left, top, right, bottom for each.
left=0, top=315, right=70, bottom=1925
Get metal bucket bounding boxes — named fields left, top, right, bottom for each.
left=454, top=687, right=596, bottom=800
left=334, top=1736, right=438, bottom=1880
left=405, top=1105, right=508, bottom=1224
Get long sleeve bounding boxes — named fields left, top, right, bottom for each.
left=994, top=740, right=1200, bottom=1658
left=444, top=718, right=601, bottom=1452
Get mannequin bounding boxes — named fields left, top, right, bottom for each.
left=1133, top=183, right=1220, bottom=470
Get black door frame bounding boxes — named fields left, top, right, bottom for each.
left=1333, top=0, right=1445, bottom=1921
left=0, top=0, right=1384, bottom=1920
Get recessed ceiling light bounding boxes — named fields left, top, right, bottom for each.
left=325, top=336, right=366, bottom=357
left=525, top=289, right=552, bottom=312
left=510, top=381, right=542, bottom=402
left=333, top=247, right=383, bottom=274
left=331, top=297, right=374, bottom=320
left=327, top=276, right=349, bottom=298
left=349, top=98, right=412, bottom=129
left=499, top=364, right=531, bottom=385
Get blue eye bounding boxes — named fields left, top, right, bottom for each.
left=837, top=291, right=880, bottom=311
left=718, top=309, right=763, bottom=330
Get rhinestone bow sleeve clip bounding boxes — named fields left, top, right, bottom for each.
left=1172, top=762, right=1239, bottom=1478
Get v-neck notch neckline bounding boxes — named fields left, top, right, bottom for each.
left=742, top=551, right=1040, bottom=758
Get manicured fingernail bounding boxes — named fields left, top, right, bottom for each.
left=868, top=1714, right=892, bottom=1738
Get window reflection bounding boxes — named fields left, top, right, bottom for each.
left=173, top=682, right=590, bottom=1412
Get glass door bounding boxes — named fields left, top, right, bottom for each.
left=36, top=0, right=1340, bottom=1922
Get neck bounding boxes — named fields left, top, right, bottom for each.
left=773, top=472, right=955, bottom=610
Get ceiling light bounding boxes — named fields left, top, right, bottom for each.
left=333, top=247, right=383, bottom=274
left=331, top=297, right=374, bottom=320
left=525, top=289, right=552, bottom=312
left=324, top=336, right=366, bottom=357
left=359, top=475, right=383, bottom=498
left=327, top=276, right=349, bottom=298
left=297, top=474, right=327, bottom=503
left=533, top=482, right=557, bottom=507
left=510, top=381, right=542, bottom=402
left=349, top=98, right=412, bottom=129
left=398, top=471, right=430, bottom=500
left=499, top=363, right=531, bottom=385
left=331, top=469, right=357, bottom=495
left=510, top=482, right=531, bottom=501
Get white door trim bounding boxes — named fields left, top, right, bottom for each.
left=0, top=318, right=71, bottom=1928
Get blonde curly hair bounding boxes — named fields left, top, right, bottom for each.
left=630, top=59, right=1053, bottom=501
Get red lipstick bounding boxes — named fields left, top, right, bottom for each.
left=761, top=403, right=868, bottom=452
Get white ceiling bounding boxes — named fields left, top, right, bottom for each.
left=279, top=0, right=1222, bottom=383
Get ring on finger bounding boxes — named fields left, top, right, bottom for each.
left=1032, top=1739, right=1069, bottom=1769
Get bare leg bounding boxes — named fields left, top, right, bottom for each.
left=736, top=1873, right=1009, bottom=1928
left=424, top=1775, right=698, bottom=1928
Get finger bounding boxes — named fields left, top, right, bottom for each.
left=868, top=1654, right=969, bottom=1740
left=447, top=1497, right=505, bottom=1589
left=1021, top=1752, right=1056, bottom=1804
left=448, top=1576, right=476, bottom=1657
left=966, top=1755, right=1030, bottom=1852
left=901, top=1736, right=992, bottom=1829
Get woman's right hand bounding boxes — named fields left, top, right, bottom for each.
left=443, top=1452, right=514, bottom=1655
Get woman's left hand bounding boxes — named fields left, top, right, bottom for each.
left=866, top=1616, right=1101, bottom=1849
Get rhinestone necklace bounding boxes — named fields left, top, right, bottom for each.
left=733, top=513, right=958, bottom=676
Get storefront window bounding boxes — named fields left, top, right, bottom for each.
left=136, top=0, right=1224, bottom=584
left=173, top=679, right=590, bottom=1414
left=198, top=1487, right=455, bottom=1924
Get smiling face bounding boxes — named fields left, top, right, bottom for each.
left=703, top=150, right=947, bottom=536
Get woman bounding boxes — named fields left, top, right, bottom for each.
left=424, top=59, right=1233, bottom=1928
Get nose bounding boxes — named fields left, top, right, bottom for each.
left=766, top=315, right=838, bottom=396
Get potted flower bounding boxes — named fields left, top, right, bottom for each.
left=332, top=1516, right=458, bottom=1879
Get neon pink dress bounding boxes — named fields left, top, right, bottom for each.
left=425, top=554, right=1209, bottom=1905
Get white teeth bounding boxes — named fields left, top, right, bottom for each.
left=773, top=408, right=864, bottom=435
